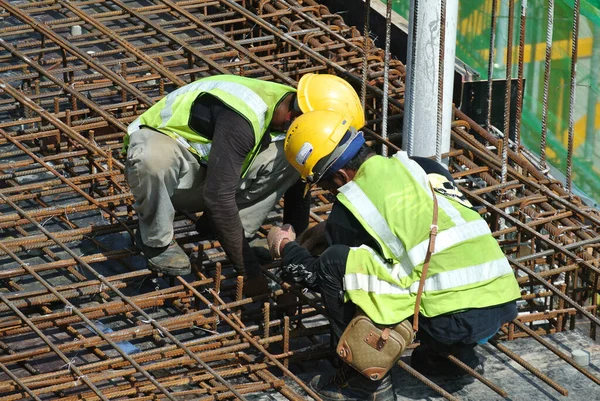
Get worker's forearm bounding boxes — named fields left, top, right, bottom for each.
left=205, top=201, right=260, bottom=276
left=202, top=105, right=259, bottom=276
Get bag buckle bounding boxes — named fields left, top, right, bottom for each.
left=364, top=328, right=390, bottom=351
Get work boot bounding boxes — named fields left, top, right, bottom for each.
left=310, top=363, right=396, bottom=401
left=135, top=230, right=191, bottom=276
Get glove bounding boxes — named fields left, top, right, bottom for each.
left=297, top=221, right=328, bottom=255
left=267, top=224, right=296, bottom=259
left=281, top=263, right=318, bottom=291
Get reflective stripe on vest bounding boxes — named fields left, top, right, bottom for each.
left=338, top=181, right=408, bottom=265
left=344, top=245, right=513, bottom=295
left=338, top=176, right=488, bottom=278
left=159, top=80, right=267, bottom=135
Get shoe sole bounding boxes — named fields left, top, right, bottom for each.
left=147, top=260, right=191, bottom=276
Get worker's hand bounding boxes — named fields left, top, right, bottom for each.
left=243, top=273, right=269, bottom=298
left=297, top=221, right=328, bottom=255
left=267, top=224, right=296, bottom=259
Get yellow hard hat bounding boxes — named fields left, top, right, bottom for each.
left=296, top=73, right=365, bottom=129
left=284, top=110, right=364, bottom=184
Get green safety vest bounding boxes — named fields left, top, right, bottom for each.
left=125, top=75, right=296, bottom=175
left=337, top=152, right=521, bottom=325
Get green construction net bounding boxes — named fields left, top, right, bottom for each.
left=387, top=0, right=600, bottom=204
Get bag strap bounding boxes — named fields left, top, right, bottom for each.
left=412, top=184, right=439, bottom=332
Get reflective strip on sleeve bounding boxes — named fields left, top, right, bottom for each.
left=158, top=80, right=268, bottom=133
left=407, top=219, right=491, bottom=267
left=339, top=182, right=408, bottom=261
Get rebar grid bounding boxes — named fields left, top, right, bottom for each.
left=0, top=0, right=598, bottom=400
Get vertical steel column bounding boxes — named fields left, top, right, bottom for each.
left=402, top=0, right=458, bottom=158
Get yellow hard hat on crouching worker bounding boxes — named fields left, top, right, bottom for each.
left=296, top=73, right=365, bottom=129
left=284, top=110, right=365, bottom=187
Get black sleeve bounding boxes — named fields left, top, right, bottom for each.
left=410, top=156, right=455, bottom=183
left=202, top=106, right=261, bottom=277
left=283, top=179, right=311, bottom=234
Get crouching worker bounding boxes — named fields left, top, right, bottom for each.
left=123, top=74, right=364, bottom=297
left=267, top=110, right=521, bottom=400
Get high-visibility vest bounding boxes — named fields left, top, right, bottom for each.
left=337, top=152, right=521, bottom=325
left=125, top=75, right=295, bottom=175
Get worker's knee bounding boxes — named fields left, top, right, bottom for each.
left=126, top=131, right=181, bottom=180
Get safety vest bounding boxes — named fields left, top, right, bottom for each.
left=337, top=152, right=521, bottom=325
left=125, top=75, right=295, bottom=175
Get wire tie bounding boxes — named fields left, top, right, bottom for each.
left=65, top=305, right=73, bottom=314
left=142, top=318, right=164, bottom=337
left=98, top=282, right=105, bottom=292
left=61, top=358, right=76, bottom=372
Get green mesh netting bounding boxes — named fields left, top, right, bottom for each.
left=387, top=0, right=600, bottom=202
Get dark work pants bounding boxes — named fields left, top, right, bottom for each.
left=313, top=245, right=356, bottom=341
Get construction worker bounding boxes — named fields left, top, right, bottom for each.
left=124, top=74, right=364, bottom=293
left=267, top=110, right=521, bottom=400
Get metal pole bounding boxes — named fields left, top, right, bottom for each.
left=381, top=0, right=393, bottom=156
left=361, top=0, right=372, bottom=110
left=486, top=0, right=499, bottom=130
left=403, top=0, right=458, bottom=159
left=501, top=0, right=515, bottom=183
left=435, top=0, right=447, bottom=163
left=515, top=0, right=527, bottom=152
left=540, top=0, right=555, bottom=170
left=567, top=0, right=581, bottom=195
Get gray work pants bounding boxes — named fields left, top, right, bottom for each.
left=125, top=128, right=299, bottom=247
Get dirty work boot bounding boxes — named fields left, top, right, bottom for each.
left=310, top=363, right=396, bottom=401
left=135, top=230, right=191, bottom=275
